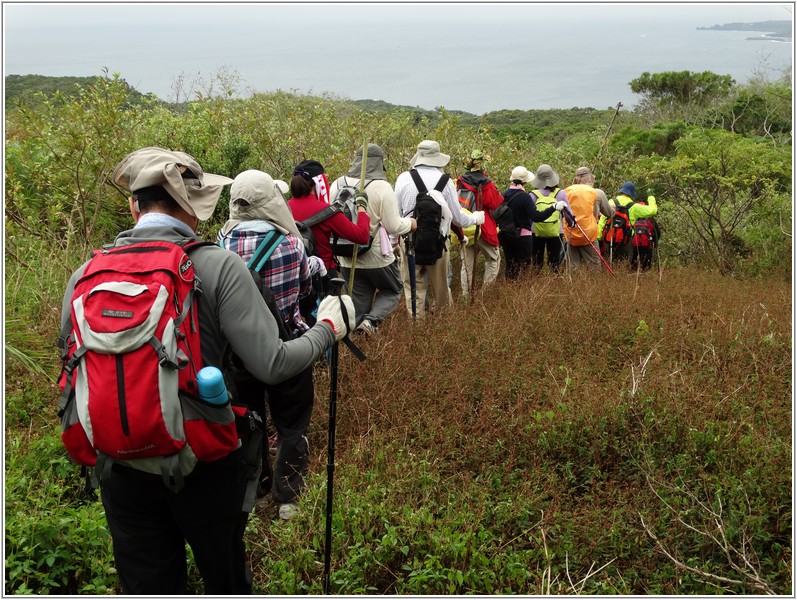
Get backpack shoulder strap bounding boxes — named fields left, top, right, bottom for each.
left=247, top=230, right=287, bottom=272
left=409, top=169, right=428, bottom=194
left=433, top=174, right=450, bottom=192
left=183, top=240, right=218, bottom=253
left=300, top=205, right=339, bottom=228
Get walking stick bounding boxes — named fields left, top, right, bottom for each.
left=405, top=236, right=417, bottom=319
left=578, top=221, right=616, bottom=276
left=564, top=207, right=616, bottom=276
left=592, top=101, right=622, bottom=173
left=469, top=185, right=483, bottom=304
left=347, top=143, right=368, bottom=297
left=322, top=277, right=364, bottom=594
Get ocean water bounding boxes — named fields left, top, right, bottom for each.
left=4, top=3, right=793, bottom=113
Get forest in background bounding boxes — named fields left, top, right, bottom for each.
left=3, top=67, right=792, bottom=594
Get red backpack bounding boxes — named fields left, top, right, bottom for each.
left=602, top=198, right=636, bottom=246
left=57, top=241, right=247, bottom=492
left=631, top=217, right=659, bottom=249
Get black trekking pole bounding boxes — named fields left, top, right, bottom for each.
left=404, top=233, right=417, bottom=319
left=322, top=277, right=364, bottom=594
left=321, top=278, right=342, bottom=595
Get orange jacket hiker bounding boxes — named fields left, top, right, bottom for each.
left=564, top=184, right=599, bottom=245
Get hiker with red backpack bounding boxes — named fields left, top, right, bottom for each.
left=218, top=169, right=317, bottom=521
left=395, top=140, right=485, bottom=318
left=629, top=199, right=661, bottom=271
left=455, top=150, right=504, bottom=298
left=563, top=166, right=615, bottom=271
left=329, top=143, right=416, bottom=335
left=597, top=181, right=658, bottom=266
left=57, top=147, right=356, bottom=595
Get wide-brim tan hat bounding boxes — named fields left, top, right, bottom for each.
left=510, top=166, right=534, bottom=183
left=410, top=139, right=450, bottom=168
left=113, top=147, right=233, bottom=221
left=530, top=164, right=560, bottom=189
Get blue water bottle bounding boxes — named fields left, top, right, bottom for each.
left=197, top=366, right=228, bottom=405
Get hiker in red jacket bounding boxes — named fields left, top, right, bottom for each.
left=456, top=150, right=504, bottom=297
left=288, top=159, right=371, bottom=288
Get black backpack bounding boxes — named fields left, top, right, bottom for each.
left=492, top=191, right=520, bottom=239
left=409, top=169, right=450, bottom=266
left=297, top=205, right=338, bottom=257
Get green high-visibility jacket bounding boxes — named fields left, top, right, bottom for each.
left=597, top=194, right=658, bottom=238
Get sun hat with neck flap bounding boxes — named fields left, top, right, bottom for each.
left=346, top=143, right=388, bottom=180
left=409, top=140, right=450, bottom=168
left=113, top=147, right=233, bottom=221
left=220, top=169, right=301, bottom=237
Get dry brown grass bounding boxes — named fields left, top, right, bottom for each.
left=254, top=265, right=791, bottom=594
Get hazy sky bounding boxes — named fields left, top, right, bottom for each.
left=3, top=2, right=793, bottom=112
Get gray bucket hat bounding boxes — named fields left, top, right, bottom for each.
left=113, top=147, right=233, bottom=221
left=409, top=140, right=450, bottom=168
left=530, top=164, right=560, bottom=189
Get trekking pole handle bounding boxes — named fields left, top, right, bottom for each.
left=330, top=277, right=346, bottom=296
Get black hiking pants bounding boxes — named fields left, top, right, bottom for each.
left=499, top=233, right=534, bottom=280
left=101, top=451, right=251, bottom=595
left=531, top=234, right=564, bottom=272
left=631, top=246, right=653, bottom=271
left=230, top=364, right=314, bottom=504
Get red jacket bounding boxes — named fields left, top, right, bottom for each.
left=456, top=172, right=503, bottom=247
left=289, top=194, right=371, bottom=270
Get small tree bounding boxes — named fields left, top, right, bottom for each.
left=643, top=129, right=790, bottom=274
left=630, top=71, right=735, bottom=124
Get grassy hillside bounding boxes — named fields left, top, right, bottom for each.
left=4, top=71, right=791, bottom=595
left=5, top=265, right=791, bottom=594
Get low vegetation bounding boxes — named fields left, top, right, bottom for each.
left=4, top=68, right=792, bottom=594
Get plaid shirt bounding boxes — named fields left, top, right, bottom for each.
left=220, top=227, right=311, bottom=335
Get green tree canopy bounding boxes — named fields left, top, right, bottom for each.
left=630, top=70, right=735, bottom=108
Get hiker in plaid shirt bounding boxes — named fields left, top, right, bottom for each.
left=218, top=169, right=323, bottom=520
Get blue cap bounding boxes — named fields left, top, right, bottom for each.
left=618, top=182, right=637, bottom=199
left=197, top=366, right=228, bottom=405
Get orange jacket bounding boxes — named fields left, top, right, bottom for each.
left=564, top=184, right=598, bottom=246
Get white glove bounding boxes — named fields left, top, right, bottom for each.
left=307, top=255, right=327, bottom=277
left=316, top=294, right=356, bottom=341
left=461, top=236, right=469, bottom=246
left=554, top=201, right=568, bottom=211
left=471, top=211, right=485, bottom=225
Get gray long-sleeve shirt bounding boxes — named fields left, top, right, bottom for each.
left=60, top=225, right=335, bottom=385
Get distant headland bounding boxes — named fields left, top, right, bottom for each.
left=698, top=20, right=792, bottom=42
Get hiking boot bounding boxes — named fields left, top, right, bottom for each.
left=356, top=319, right=377, bottom=335
left=278, top=503, right=298, bottom=521
left=256, top=476, right=272, bottom=498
